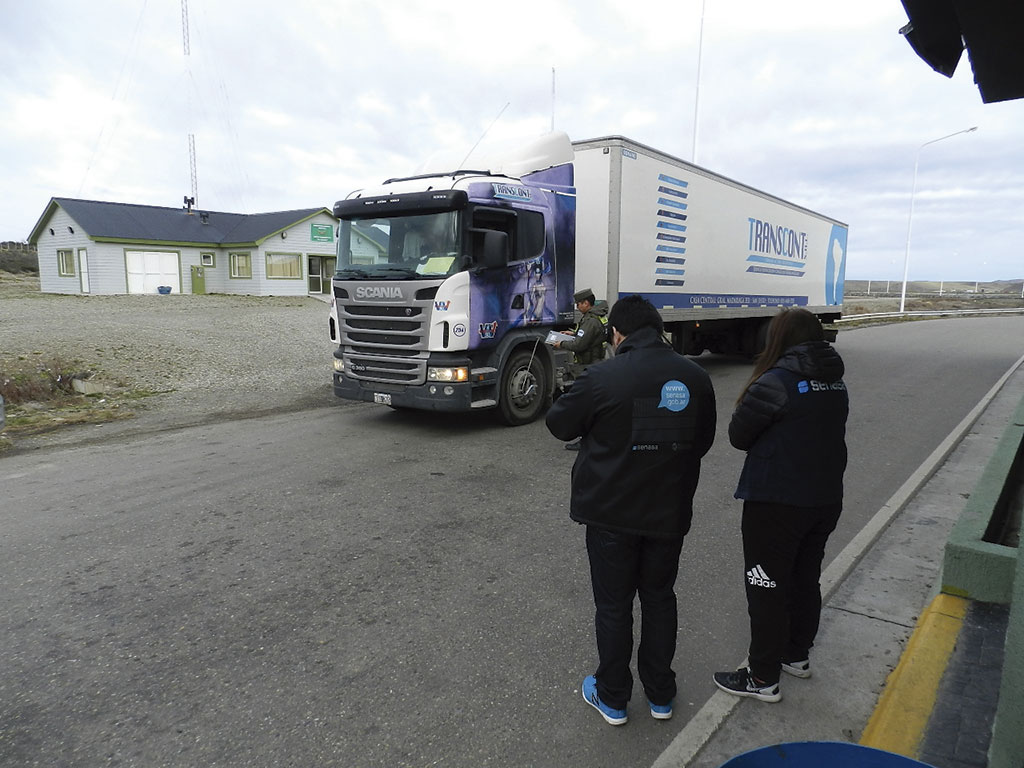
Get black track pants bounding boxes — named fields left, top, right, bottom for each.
left=585, top=526, right=684, bottom=709
left=740, top=500, right=841, bottom=686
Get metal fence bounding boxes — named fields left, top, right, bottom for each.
left=837, top=308, right=1024, bottom=324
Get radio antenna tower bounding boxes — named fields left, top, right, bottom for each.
left=182, top=0, right=198, bottom=206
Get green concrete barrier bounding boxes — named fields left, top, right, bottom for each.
left=939, top=393, right=1023, bottom=768
left=988, top=534, right=1024, bottom=768
left=941, top=394, right=1024, bottom=603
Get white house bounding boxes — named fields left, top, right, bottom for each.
left=28, top=197, right=345, bottom=296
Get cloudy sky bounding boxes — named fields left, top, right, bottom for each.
left=3, top=0, right=1022, bottom=281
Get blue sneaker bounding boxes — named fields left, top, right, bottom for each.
left=648, top=700, right=673, bottom=720
left=582, top=675, right=627, bottom=725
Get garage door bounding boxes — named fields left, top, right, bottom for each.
left=126, top=250, right=180, bottom=294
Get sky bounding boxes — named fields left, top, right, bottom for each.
left=2, top=0, right=1022, bottom=282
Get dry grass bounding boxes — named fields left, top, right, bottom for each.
left=0, top=355, right=144, bottom=446
left=0, top=355, right=87, bottom=404
left=0, top=269, right=42, bottom=298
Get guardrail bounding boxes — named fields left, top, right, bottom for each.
left=837, top=308, right=1024, bottom=323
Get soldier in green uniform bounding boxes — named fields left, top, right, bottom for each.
left=553, top=288, right=609, bottom=449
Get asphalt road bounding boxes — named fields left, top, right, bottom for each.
left=2, top=316, right=1023, bottom=768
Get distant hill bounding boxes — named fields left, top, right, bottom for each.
left=845, top=279, right=1024, bottom=295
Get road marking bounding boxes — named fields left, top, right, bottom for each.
left=859, top=593, right=968, bottom=756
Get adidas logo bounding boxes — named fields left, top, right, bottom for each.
left=747, top=564, right=777, bottom=588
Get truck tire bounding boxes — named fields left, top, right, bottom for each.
left=497, top=348, right=549, bottom=426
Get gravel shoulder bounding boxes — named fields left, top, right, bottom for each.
left=1, top=284, right=345, bottom=452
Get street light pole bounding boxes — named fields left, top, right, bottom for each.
left=899, top=126, right=978, bottom=313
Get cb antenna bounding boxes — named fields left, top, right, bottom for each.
left=459, top=101, right=510, bottom=168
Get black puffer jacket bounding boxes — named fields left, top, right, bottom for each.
left=730, top=340, right=848, bottom=507
left=546, top=326, right=717, bottom=538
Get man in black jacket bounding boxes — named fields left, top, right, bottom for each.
left=546, top=295, right=717, bottom=726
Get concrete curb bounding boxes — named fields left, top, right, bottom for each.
left=859, top=594, right=968, bottom=756
left=990, top=532, right=1024, bottom=768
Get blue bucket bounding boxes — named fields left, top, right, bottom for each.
left=718, top=742, right=935, bottom=768
left=157, top=285, right=172, bottom=294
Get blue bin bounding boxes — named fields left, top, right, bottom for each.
left=718, top=742, right=935, bottom=768
left=157, top=285, right=172, bottom=294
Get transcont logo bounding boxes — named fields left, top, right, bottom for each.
left=492, top=183, right=531, bottom=202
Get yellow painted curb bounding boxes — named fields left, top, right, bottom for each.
left=860, top=593, right=969, bottom=757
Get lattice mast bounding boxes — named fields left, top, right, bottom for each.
left=182, top=0, right=198, bottom=207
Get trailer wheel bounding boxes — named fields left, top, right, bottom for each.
left=497, top=349, right=549, bottom=426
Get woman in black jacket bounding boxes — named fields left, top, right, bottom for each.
left=713, top=307, right=849, bottom=703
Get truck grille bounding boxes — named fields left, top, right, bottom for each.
left=334, top=282, right=437, bottom=385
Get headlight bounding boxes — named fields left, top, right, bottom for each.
left=427, top=366, right=468, bottom=382
left=333, top=358, right=345, bottom=373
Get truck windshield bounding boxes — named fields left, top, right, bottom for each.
left=336, top=211, right=462, bottom=279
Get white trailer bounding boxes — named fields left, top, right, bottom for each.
left=573, top=136, right=847, bottom=355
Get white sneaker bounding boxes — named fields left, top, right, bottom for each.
left=781, top=659, right=811, bottom=679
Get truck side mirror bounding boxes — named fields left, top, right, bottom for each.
left=479, top=230, right=509, bottom=269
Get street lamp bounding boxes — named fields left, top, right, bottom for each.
left=899, top=126, right=978, bottom=313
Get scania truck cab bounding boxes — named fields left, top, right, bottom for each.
left=329, top=133, right=578, bottom=425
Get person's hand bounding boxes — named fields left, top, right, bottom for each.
left=553, top=340, right=561, bottom=349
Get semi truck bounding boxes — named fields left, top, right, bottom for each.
left=328, top=133, right=848, bottom=425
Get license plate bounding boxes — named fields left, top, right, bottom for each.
left=373, top=392, right=392, bottom=405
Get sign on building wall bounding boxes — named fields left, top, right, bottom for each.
left=311, top=223, right=334, bottom=243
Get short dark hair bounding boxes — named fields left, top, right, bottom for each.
left=608, top=294, right=664, bottom=337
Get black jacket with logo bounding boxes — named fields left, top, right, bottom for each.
left=730, top=340, right=849, bottom=507
left=545, top=326, right=717, bottom=538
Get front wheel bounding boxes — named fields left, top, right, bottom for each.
left=497, top=349, right=549, bottom=426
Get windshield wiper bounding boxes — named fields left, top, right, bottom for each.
left=335, top=267, right=370, bottom=278
left=370, top=267, right=419, bottom=278
left=335, top=266, right=420, bottom=280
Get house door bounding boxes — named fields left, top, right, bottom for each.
left=190, top=265, right=207, bottom=295
left=321, top=257, right=336, bottom=294
left=78, top=248, right=90, bottom=293
left=126, top=250, right=180, bottom=294
left=308, top=256, right=322, bottom=293
left=308, top=256, right=337, bottom=294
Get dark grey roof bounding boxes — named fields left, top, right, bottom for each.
left=29, top=198, right=333, bottom=246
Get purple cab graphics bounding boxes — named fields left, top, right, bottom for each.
left=463, top=162, right=576, bottom=350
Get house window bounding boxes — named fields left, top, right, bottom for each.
left=58, top=249, right=75, bottom=277
left=201, top=252, right=215, bottom=267
left=266, top=252, right=302, bottom=279
left=229, top=252, right=251, bottom=278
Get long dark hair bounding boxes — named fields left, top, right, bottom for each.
left=736, top=308, right=824, bottom=405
